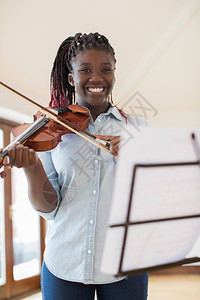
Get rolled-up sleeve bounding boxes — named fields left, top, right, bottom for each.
left=34, top=151, right=61, bottom=221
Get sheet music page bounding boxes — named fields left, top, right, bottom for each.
left=101, top=127, right=200, bottom=275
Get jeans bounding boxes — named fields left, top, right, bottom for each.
left=41, top=262, right=148, bottom=300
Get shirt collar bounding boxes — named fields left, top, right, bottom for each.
left=78, top=104, right=124, bottom=126
left=101, top=104, right=124, bottom=121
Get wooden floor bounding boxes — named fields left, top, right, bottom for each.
left=16, top=274, right=200, bottom=299
left=148, top=274, right=200, bottom=300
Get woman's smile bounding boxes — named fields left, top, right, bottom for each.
left=86, top=87, right=104, bottom=94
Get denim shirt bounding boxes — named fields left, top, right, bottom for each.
left=36, top=105, right=148, bottom=284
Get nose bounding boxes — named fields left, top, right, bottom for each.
left=88, top=71, right=104, bottom=82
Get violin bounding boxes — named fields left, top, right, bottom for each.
left=0, top=81, right=112, bottom=178
left=11, top=105, right=90, bottom=151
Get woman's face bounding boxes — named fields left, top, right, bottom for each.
left=68, top=49, right=116, bottom=109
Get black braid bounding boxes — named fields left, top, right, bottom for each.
left=50, top=32, right=116, bottom=108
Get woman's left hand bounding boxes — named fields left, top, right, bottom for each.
left=94, top=134, right=120, bottom=157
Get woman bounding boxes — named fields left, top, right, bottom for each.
left=6, top=33, right=148, bottom=299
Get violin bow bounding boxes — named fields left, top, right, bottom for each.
left=0, top=81, right=113, bottom=156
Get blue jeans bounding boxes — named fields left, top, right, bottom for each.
left=41, top=262, right=148, bottom=300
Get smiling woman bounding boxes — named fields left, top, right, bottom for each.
left=2, top=32, right=149, bottom=300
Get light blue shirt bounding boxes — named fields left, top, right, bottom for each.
left=36, top=105, right=148, bottom=284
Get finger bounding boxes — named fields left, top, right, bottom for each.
left=3, top=156, right=10, bottom=166
left=21, top=146, right=30, bottom=167
left=94, top=134, right=115, bottom=141
left=28, top=149, right=38, bottom=167
left=110, top=142, right=118, bottom=156
left=13, top=144, right=24, bottom=168
left=110, top=138, right=120, bottom=157
left=21, top=147, right=37, bottom=168
left=7, top=143, right=19, bottom=165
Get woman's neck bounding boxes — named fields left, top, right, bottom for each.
left=90, top=102, right=111, bottom=121
left=78, top=100, right=111, bottom=121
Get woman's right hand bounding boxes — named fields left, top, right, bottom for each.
left=7, top=142, right=39, bottom=169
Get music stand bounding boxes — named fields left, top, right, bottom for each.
left=112, top=161, right=200, bottom=276
left=101, top=129, right=200, bottom=276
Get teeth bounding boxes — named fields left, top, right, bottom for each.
left=88, top=87, right=104, bottom=93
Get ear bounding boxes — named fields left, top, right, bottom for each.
left=68, top=73, right=74, bottom=86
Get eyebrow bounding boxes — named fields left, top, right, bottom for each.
left=79, top=62, right=113, bottom=67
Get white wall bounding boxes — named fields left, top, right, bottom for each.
left=0, top=0, right=199, bottom=127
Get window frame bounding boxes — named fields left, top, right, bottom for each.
left=0, top=118, right=45, bottom=299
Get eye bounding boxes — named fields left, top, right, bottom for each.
left=79, top=68, right=90, bottom=73
left=102, top=68, right=114, bottom=73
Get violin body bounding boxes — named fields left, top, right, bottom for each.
left=11, top=105, right=89, bottom=151
left=11, top=121, right=62, bottom=151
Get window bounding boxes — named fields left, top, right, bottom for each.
left=0, top=119, right=45, bottom=299
left=12, top=167, right=41, bottom=281
left=0, top=129, right=6, bottom=287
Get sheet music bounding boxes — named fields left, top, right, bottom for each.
left=101, top=127, right=200, bottom=275
left=130, top=165, right=200, bottom=221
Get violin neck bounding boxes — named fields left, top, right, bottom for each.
left=0, top=116, right=49, bottom=158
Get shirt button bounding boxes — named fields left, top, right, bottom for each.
left=93, top=190, right=96, bottom=195
left=88, top=250, right=92, bottom=254
left=97, top=119, right=101, bottom=123
left=89, top=220, right=94, bottom=224
left=94, top=159, right=98, bottom=164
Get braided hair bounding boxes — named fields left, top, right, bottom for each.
left=50, top=32, right=116, bottom=108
